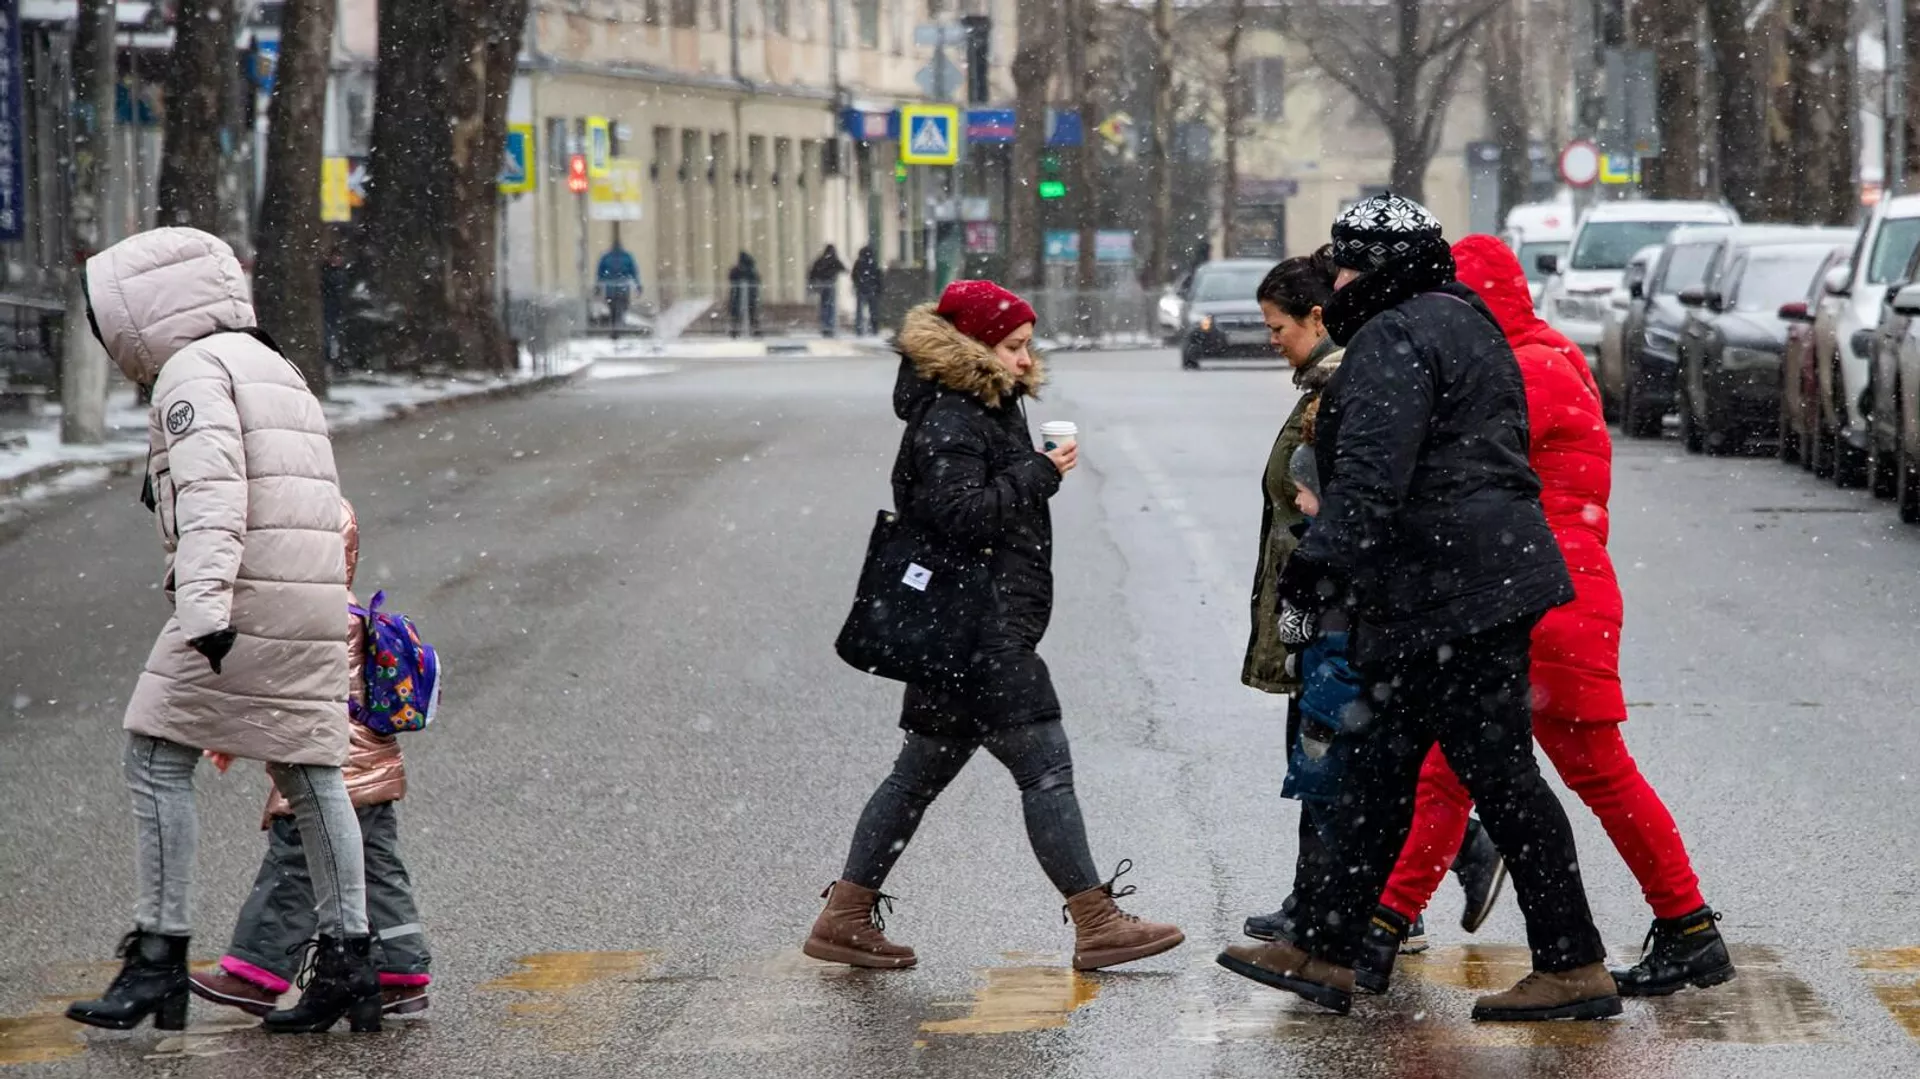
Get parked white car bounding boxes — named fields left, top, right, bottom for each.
left=1538, top=200, right=1740, bottom=368
left=1500, top=199, right=1576, bottom=307
left=1810, top=193, right=1920, bottom=487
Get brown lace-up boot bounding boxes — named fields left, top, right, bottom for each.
left=1063, top=861, right=1186, bottom=971
left=802, top=881, right=917, bottom=969
left=1470, top=963, right=1623, bottom=1022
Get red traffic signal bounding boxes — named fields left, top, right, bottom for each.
left=567, top=153, right=590, bottom=194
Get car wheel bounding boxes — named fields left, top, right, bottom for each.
left=1622, top=366, right=1663, bottom=439
left=1777, top=379, right=1800, bottom=464
left=1901, top=406, right=1920, bottom=524
left=1813, top=408, right=1835, bottom=478
left=1832, top=361, right=1869, bottom=487
left=1600, top=377, right=1622, bottom=425
left=1679, top=381, right=1705, bottom=454
left=1702, top=394, right=1738, bottom=457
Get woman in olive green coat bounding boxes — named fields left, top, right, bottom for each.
left=1242, top=249, right=1341, bottom=695
left=1239, top=249, right=1341, bottom=945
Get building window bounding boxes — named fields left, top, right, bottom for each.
left=1247, top=56, right=1284, bottom=122
left=643, top=0, right=661, bottom=23
left=764, top=0, right=788, bottom=35
left=708, top=0, right=724, bottom=30
left=670, top=0, right=696, bottom=27
left=856, top=0, right=879, bottom=47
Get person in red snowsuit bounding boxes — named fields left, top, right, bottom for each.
left=1368, top=236, right=1734, bottom=998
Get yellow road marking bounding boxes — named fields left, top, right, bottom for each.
left=919, top=965, right=1100, bottom=1035
left=1853, top=947, right=1920, bottom=1041
left=481, top=950, right=655, bottom=1052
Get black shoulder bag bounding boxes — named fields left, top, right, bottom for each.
left=834, top=403, right=993, bottom=689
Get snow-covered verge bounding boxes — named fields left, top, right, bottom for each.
left=0, top=355, right=597, bottom=505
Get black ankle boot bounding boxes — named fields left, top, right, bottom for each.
left=1351, top=907, right=1412, bottom=995
left=66, top=930, right=191, bottom=1031
left=262, top=935, right=382, bottom=1034
left=1242, top=892, right=1302, bottom=944
left=1611, top=905, right=1736, bottom=997
left=1452, top=818, right=1508, bottom=933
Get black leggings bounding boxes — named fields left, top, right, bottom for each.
left=840, top=720, right=1103, bottom=896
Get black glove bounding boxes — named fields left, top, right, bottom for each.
left=1275, top=553, right=1345, bottom=615
left=188, top=627, right=238, bottom=675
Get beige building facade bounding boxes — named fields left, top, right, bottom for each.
left=506, top=0, right=1021, bottom=316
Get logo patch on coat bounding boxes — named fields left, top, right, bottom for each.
left=165, top=401, right=195, bottom=436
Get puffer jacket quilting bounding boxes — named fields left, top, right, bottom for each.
left=90, top=227, right=350, bottom=767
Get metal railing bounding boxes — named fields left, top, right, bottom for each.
left=1025, top=285, right=1164, bottom=349
left=504, top=295, right=584, bottom=377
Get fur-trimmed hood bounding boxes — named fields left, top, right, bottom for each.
left=893, top=303, right=1044, bottom=418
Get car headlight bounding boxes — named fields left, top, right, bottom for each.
left=1722, top=346, right=1778, bottom=370
left=1645, top=327, right=1679, bottom=348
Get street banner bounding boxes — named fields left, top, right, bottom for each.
left=588, top=158, right=644, bottom=221
left=0, top=0, right=22, bottom=242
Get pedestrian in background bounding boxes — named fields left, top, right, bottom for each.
left=728, top=251, right=762, bottom=339
left=1361, top=235, right=1733, bottom=999
left=806, top=279, right=1185, bottom=972
left=190, top=498, right=435, bottom=1021
left=64, top=227, right=381, bottom=1036
left=853, top=244, right=883, bottom=335
left=809, top=244, right=848, bottom=337
left=596, top=238, right=640, bottom=334
left=1218, top=194, right=1619, bottom=1023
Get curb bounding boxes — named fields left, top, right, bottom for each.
left=0, top=362, right=596, bottom=502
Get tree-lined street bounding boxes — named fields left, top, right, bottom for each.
left=5, top=349, right=1920, bottom=1075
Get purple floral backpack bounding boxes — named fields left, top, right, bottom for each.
left=349, top=590, right=442, bottom=735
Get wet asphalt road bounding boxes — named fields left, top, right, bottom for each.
left=5, top=348, right=1920, bottom=1077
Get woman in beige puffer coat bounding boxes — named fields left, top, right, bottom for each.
left=65, top=227, right=383, bottom=1038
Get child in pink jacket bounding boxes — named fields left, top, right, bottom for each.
left=192, top=499, right=433, bottom=1017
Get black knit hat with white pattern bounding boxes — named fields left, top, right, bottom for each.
left=1330, top=192, right=1444, bottom=273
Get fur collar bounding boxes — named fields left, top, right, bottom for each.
left=1294, top=339, right=1344, bottom=392
left=896, top=303, right=1044, bottom=409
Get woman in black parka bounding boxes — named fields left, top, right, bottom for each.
left=805, top=280, right=1184, bottom=973
left=1217, top=194, right=1617, bottom=1024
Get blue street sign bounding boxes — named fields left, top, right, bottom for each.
left=900, top=105, right=960, bottom=166
left=499, top=123, right=535, bottom=194
left=1046, top=110, right=1084, bottom=148
left=252, top=39, right=279, bottom=94
left=0, top=0, right=21, bottom=242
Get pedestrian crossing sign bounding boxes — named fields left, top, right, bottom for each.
left=900, top=105, right=961, bottom=166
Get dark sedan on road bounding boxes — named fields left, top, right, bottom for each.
left=1178, top=259, right=1279, bottom=369
left=1677, top=240, right=1843, bottom=456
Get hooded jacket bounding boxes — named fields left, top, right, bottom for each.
left=889, top=303, right=1063, bottom=735
left=1452, top=235, right=1626, bottom=722
left=264, top=499, right=406, bottom=821
left=90, top=227, right=350, bottom=767
left=1292, top=243, right=1574, bottom=666
left=1243, top=336, right=1343, bottom=694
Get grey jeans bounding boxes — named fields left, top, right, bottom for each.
left=228, top=804, right=430, bottom=982
left=124, top=734, right=368, bottom=938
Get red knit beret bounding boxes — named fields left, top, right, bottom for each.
left=936, top=279, right=1037, bottom=348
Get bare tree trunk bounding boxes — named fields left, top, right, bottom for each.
left=1143, top=0, right=1174, bottom=287
left=1483, top=2, right=1530, bottom=221
left=445, top=0, right=528, bottom=371
left=1387, top=0, right=1426, bottom=201
left=254, top=0, right=335, bottom=392
left=1064, top=0, right=1096, bottom=293
left=1905, top=0, right=1920, bottom=193
left=1639, top=0, right=1705, bottom=199
left=1705, top=0, right=1766, bottom=218
left=61, top=0, right=115, bottom=445
left=355, top=0, right=526, bottom=372
left=1008, top=0, right=1052, bottom=290
left=1220, top=0, right=1245, bottom=258
left=158, top=0, right=229, bottom=230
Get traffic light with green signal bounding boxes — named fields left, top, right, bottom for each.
left=1039, top=151, right=1065, bottom=200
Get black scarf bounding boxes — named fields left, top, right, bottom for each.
left=1323, top=237, right=1458, bottom=347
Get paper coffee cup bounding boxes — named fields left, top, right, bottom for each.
left=1040, top=421, right=1079, bottom=451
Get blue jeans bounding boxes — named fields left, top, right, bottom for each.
left=124, top=734, right=368, bottom=938
left=817, top=287, right=837, bottom=336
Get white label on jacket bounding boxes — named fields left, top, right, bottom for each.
left=903, top=563, right=933, bottom=591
